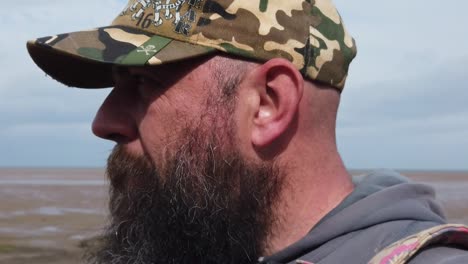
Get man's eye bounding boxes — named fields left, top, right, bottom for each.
left=132, top=74, right=162, bottom=101
left=135, top=75, right=151, bottom=86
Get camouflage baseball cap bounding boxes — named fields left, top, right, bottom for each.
left=27, top=0, right=357, bottom=90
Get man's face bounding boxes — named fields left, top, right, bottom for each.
left=88, top=56, right=285, bottom=263
left=92, top=57, right=219, bottom=166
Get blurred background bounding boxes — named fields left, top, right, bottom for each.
left=0, top=0, right=467, bottom=263
left=0, top=0, right=467, bottom=169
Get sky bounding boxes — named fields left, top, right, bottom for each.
left=0, top=0, right=467, bottom=170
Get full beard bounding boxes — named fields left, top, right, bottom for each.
left=85, top=126, right=284, bottom=264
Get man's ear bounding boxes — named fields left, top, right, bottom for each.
left=248, top=58, right=304, bottom=148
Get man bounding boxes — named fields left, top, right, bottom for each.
left=27, top=0, right=468, bottom=263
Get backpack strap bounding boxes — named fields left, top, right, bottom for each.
left=368, top=224, right=468, bottom=264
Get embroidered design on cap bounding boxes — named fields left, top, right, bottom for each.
left=121, top=0, right=204, bottom=36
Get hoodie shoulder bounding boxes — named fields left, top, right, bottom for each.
left=261, top=170, right=450, bottom=264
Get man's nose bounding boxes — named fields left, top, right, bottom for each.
left=92, top=88, right=138, bottom=144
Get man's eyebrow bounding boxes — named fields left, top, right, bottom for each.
left=112, top=66, right=130, bottom=76
left=112, top=66, right=141, bottom=85
left=129, top=65, right=175, bottom=76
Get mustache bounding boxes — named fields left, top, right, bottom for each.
left=106, top=145, right=155, bottom=192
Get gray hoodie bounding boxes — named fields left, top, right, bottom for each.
left=260, top=170, right=468, bottom=264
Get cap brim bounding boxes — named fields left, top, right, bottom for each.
left=27, top=25, right=216, bottom=88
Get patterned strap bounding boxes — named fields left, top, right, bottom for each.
left=368, top=224, right=468, bottom=264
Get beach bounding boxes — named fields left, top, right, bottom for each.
left=0, top=168, right=107, bottom=264
left=0, top=168, right=467, bottom=263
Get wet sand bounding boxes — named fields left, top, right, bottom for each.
left=0, top=168, right=467, bottom=263
left=0, top=168, right=107, bottom=264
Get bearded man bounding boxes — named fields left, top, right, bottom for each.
left=27, top=0, right=468, bottom=263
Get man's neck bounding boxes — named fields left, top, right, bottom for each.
left=263, top=152, right=354, bottom=255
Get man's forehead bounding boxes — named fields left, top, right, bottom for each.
left=117, top=53, right=220, bottom=74
left=110, top=55, right=237, bottom=92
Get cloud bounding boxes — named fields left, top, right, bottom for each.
left=339, top=57, right=468, bottom=125
left=337, top=59, right=468, bottom=170
left=0, top=121, right=113, bottom=167
left=1, top=0, right=467, bottom=169
left=0, top=122, right=113, bottom=167
left=0, top=0, right=122, bottom=167
left=335, top=0, right=468, bottom=86
left=330, top=0, right=468, bottom=169
left=0, top=80, right=110, bottom=126
left=0, top=0, right=123, bottom=87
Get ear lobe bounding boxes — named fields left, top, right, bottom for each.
left=251, top=58, right=304, bottom=148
